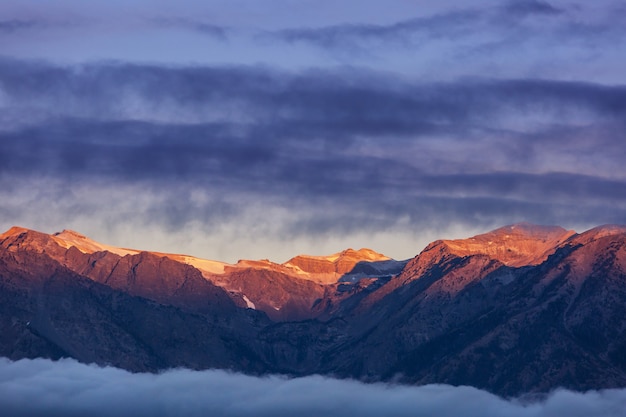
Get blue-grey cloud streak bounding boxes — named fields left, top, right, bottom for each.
left=272, top=0, right=612, bottom=53
left=150, top=18, right=229, bottom=40
left=0, top=20, right=40, bottom=33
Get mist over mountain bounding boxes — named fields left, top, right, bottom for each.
left=3, top=358, right=626, bottom=417
left=1, top=223, right=626, bottom=397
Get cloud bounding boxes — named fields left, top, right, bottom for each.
left=503, top=0, right=564, bottom=16
left=275, top=10, right=479, bottom=49
left=1, top=60, right=625, bottom=180
left=0, top=1, right=624, bottom=83
left=2, top=59, right=626, bottom=139
left=0, top=20, right=40, bottom=33
left=1, top=358, right=626, bottom=417
left=3, top=58, right=626, bottom=120
left=150, top=18, right=229, bottom=40
left=270, top=2, right=569, bottom=50
left=1, top=58, right=626, bottom=261
left=266, top=1, right=626, bottom=83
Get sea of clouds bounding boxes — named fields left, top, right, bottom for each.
left=1, top=358, right=625, bottom=417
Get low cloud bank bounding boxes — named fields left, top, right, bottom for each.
left=1, top=358, right=625, bottom=417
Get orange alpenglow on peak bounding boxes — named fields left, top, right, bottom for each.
left=0, top=226, right=30, bottom=238
left=568, top=224, right=626, bottom=245
left=52, top=229, right=139, bottom=257
left=282, top=247, right=391, bottom=280
left=437, top=223, right=577, bottom=267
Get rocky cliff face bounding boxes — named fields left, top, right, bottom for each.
left=1, top=223, right=626, bottom=396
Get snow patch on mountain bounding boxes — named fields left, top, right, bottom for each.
left=178, top=256, right=229, bottom=276
left=242, top=295, right=256, bottom=309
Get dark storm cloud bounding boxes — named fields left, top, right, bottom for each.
left=1, top=358, right=626, bottom=417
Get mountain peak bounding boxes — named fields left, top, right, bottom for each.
left=569, top=224, right=626, bottom=245
left=338, top=247, right=390, bottom=261
left=488, top=222, right=571, bottom=238
left=283, top=247, right=393, bottom=284
left=0, top=226, right=70, bottom=255
left=0, top=226, right=32, bottom=239
left=52, top=229, right=138, bottom=257
left=54, top=229, right=88, bottom=239
left=439, top=223, right=576, bottom=267
left=582, top=224, right=626, bottom=235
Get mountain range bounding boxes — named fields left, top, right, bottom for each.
left=1, top=223, right=626, bottom=396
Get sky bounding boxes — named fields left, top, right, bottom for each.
left=2, top=358, right=626, bottom=417
left=1, top=0, right=626, bottom=262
